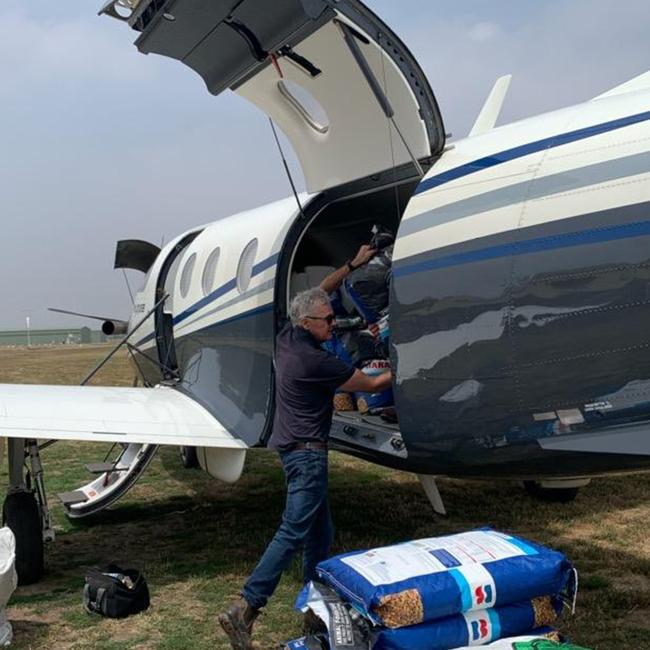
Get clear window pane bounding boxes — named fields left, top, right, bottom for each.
left=237, top=239, right=258, bottom=294
left=202, top=247, right=221, bottom=297
left=179, top=252, right=197, bottom=299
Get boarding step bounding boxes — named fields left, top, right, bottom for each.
left=85, top=462, right=127, bottom=474
left=58, top=490, right=88, bottom=506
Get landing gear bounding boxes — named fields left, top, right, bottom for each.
left=179, top=446, right=199, bottom=469
left=4, top=439, right=53, bottom=585
left=3, top=491, right=43, bottom=585
left=523, top=478, right=590, bottom=503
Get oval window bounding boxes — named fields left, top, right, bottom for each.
left=201, top=247, right=221, bottom=297
left=278, top=80, right=330, bottom=134
left=237, top=239, right=258, bottom=294
left=179, top=252, right=197, bottom=299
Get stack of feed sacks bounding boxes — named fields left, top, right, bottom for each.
left=294, top=529, right=577, bottom=650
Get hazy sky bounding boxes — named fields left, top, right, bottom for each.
left=1, top=0, right=649, bottom=330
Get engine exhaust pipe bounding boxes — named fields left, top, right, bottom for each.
left=102, top=320, right=129, bottom=336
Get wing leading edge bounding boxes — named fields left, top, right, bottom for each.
left=0, top=384, right=246, bottom=449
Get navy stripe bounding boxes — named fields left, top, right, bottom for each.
left=414, top=110, right=650, bottom=196
left=400, top=150, right=650, bottom=238
left=174, top=252, right=278, bottom=325
left=188, top=302, right=274, bottom=331
left=136, top=330, right=155, bottom=347
left=253, top=253, right=279, bottom=276
left=394, top=218, right=650, bottom=278
left=134, top=252, right=279, bottom=346
left=135, top=301, right=274, bottom=348
left=182, top=278, right=276, bottom=332
left=174, top=278, right=237, bottom=325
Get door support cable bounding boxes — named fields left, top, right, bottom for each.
left=268, top=117, right=307, bottom=220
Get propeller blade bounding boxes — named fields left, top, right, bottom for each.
left=47, top=307, right=121, bottom=322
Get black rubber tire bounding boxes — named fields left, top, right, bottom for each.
left=3, top=491, right=44, bottom=585
left=179, top=446, right=199, bottom=469
left=523, top=481, right=580, bottom=503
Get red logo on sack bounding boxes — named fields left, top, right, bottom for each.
left=474, top=584, right=494, bottom=605
left=470, top=617, right=490, bottom=641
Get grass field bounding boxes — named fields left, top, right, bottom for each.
left=1, top=345, right=650, bottom=649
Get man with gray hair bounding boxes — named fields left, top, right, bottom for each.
left=219, top=286, right=391, bottom=649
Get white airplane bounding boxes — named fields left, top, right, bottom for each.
left=2, top=0, right=650, bottom=586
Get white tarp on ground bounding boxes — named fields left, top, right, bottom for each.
left=0, top=527, right=17, bottom=646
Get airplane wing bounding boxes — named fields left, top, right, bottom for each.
left=0, top=383, right=246, bottom=449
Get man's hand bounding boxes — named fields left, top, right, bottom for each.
left=350, top=244, right=376, bottom=270
left=340, top=369, right=391, bottom=393
left=319, top=245, right=378, bottom=294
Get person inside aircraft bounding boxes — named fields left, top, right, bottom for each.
left=218, top=288, right=391, bottom=650
left=320, top=225, right=394, bottom=333
left=318, top=242, right=377, bottom=295
left=318, top=227, right=395, bottom=417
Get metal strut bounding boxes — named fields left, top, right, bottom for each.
left=80, top=293, right=169, bottom=386
left=27, top=441, right=55, bottom=543
left=38, top=293, right=172, bottom=451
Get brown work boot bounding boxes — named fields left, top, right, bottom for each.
left=218, top=597, right=259, bottom=650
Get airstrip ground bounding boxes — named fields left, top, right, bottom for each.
left=2, top=345, right=650, bottom=649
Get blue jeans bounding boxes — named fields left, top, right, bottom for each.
left=242, top=450, right=332, bottom=610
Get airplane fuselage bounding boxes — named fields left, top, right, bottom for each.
left=127, top=86, right=650, bottom=481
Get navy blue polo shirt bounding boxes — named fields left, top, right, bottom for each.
left=268, top=322, right=355, bottom=451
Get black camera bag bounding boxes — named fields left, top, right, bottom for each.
left=83, top=564, right=150, bottom=618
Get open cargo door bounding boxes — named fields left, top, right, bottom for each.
left=102, top=0, right=445, bottom=192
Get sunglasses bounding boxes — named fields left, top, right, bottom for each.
left=305, top=314, right=336, bottom=325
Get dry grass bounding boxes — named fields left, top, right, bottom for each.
left=1, top=345, right=650, bottom=649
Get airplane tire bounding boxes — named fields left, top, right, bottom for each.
left=523, top=481, right=580, bottom=503
left=3, top=491, right=44, bottom=585
left=179, top=446, right=199, bottom=469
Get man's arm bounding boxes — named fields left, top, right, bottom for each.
left=319, top=245, right=376, bottom=294
left=340, top=369, right=392, bottom=393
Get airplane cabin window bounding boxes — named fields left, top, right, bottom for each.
left=202, top=247, right=221, bottom=296
left=277, top=80, right=330, bottom=134
left=179, top=252, right=197, bottom=299
left=237, top=238, right=258, bottom=294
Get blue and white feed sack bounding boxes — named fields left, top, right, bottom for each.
left=371, top=597, right=563, bottom=650
left=316, top=529, right=574, bottom=627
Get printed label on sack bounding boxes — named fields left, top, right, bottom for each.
left=449, top=563, right=496, bottom=611
left=340, top=531, right=529, bottom=587
left=464, top=610, right=497, bottom=646
left=330, top=602, right=355, bottom=647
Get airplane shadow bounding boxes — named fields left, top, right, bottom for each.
left=11, top=447, right=650, bottom=647
left=43, top=447, right=650, bottom=579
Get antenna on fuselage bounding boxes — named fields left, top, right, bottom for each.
left=268, top=117, right=307, bottom=219
left=468, top=74, right=512, bottom=137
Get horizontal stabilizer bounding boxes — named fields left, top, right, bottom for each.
left=0, top=384, right=246, bottom=449
left=592, top=69, right=650, bottom=100
left=469, top=74, right=512, bottom=137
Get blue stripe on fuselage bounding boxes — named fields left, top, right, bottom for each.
left=173, top=252, right=279, bottom=325
left=414, top=110, right=650, bottom=196
left=394, top=214, right=650, bottom=278
left=134, top=252, right=279, bottom=347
